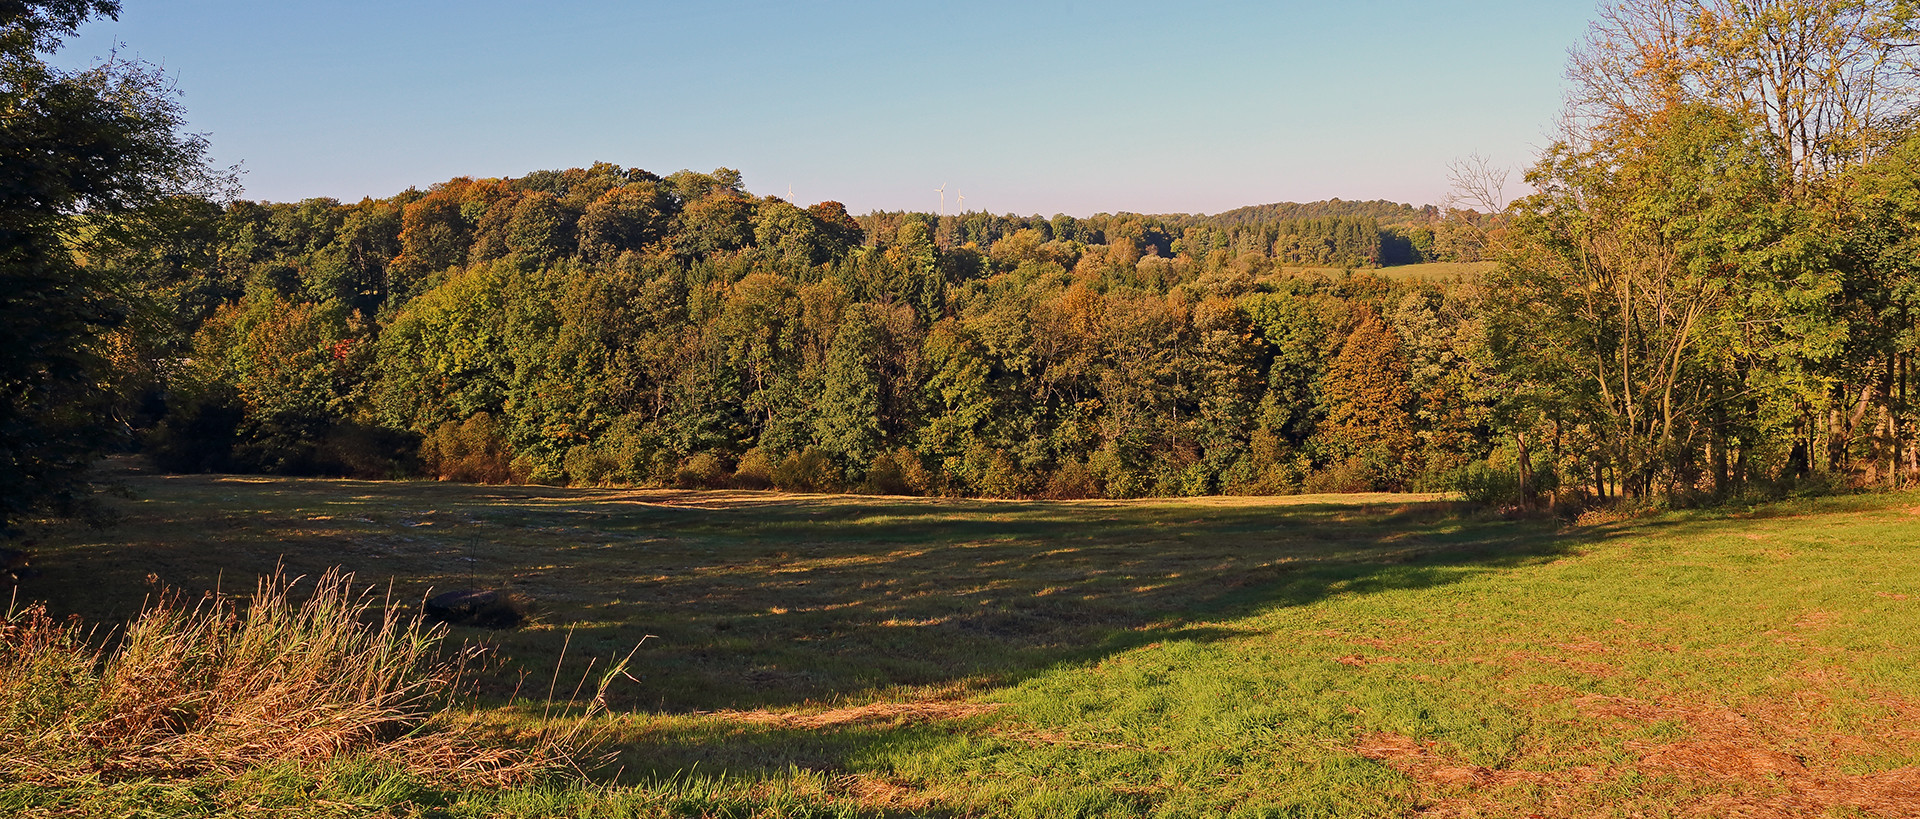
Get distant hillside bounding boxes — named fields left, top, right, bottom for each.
left=1202, top=199, right=1436, bottom=228
left=859, top=198, right=1475, bottom=269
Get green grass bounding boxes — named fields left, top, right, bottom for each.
left=20, top=462, right=1920, bottom=817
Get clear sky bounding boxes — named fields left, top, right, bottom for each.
left=55, top=1, right=1598, bottom=216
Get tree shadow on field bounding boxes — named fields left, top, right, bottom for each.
left=29, top=473, right=1600, bottom=791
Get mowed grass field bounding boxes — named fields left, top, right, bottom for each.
left=16, top=462, right=1920, bottom=817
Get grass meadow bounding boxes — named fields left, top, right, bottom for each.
left=11, top=462, right=1920, bottom=817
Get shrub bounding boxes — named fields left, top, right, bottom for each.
left=771, top=448, right=840, bottom=493
left=420, top=413, right=515, bottom=484
left=314, top=422, right=421, bottom=479
left=977, top=450, right=1025, bottom=498
left=673, top=452, right=731, bottom=489
left=732, top=448, right=775, bottom=489
left=1305, top=456, right=1382, bottom=494
left=892, top=447, right=937, bottom=495
left=563, top=445, right=619, bottom=487
left=852, top=448, right=938, bottom=496
left=1452, top=460, right=1520, bottom=506
left=1178, top=462, right=1216, bottom=497
left=143, top=392, right=244, bottom=473
left=1219, top=454, right=1305, bottom=496
left=147, top=398, right=417, bottom=479
left=862, top=448, right=923, bottom=495
left=1090, top=447, right=1149, bottom=499
left=645, top=450, right=679, bottom=486
left=1043, top=461, right=1101, bottom=500
left=515, top=453, right=564, bottom=486
left=608, top=438, right=655, bottom=486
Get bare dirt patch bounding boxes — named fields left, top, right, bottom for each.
left=1352, top=731, right=1616, bottom=817
left=1358, top=689, right=1920, bottom=818
left=1634, top=742, right=1920, bottom=817
left=1335, top=653, right=1405, bottom=668
left=824, top=773, right=942, bottom=811
left=1507, top=650, right=1617, bottom=679
left=1579, top=694, right=1920, bottom=817
left=1791, top=610, right=1838, bottom=631
left=1354, top=732, right=1535, bottom=791
left=703, top=699, right=1003, bottom=730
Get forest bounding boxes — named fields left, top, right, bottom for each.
left=7, top=0, right=1920, bottom=527
left=83, top=171, right=1511, bottom=502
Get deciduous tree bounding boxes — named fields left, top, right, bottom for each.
left=1, top=0, right=219, bottom=530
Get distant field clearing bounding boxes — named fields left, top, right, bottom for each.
left=1282, top=261, right=1499, bottom=280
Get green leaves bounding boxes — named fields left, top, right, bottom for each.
left=1, top=0, right=218, bottom=529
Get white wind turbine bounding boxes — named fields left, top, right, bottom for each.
left=934, top=183, right=947, bottom=216
left=956, top=192, right=965, bottom=212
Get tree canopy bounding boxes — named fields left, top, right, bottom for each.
left=1, top=0, right=222, bottom=532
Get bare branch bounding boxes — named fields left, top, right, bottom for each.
left=1445, top=153, right=1512, bottom=215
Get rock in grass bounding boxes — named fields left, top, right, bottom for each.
left=423, top=589, right=531, bottom=629
left=0, top=547, right=37, bottom=584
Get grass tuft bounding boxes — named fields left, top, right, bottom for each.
left=0, top=569, right=550, bottom=787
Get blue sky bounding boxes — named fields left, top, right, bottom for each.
left=56, top=1, right=1598, bottom=216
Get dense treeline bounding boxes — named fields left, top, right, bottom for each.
left=105, top=163, right=1501, bottom=497
left=9, top=0, right=1920, bottom=522
left=858, top=198, right=1486, bottom=273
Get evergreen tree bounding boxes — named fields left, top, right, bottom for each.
left=814, top=304, right=885, bottom=478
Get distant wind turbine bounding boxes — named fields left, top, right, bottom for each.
left=935, top=183, right=947, bottom=216
left=957, top=192, right=965, bottom=212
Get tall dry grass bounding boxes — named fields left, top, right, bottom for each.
left=0, top=570, right=554, bottom=786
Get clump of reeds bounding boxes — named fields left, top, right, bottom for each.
left=0, top=569, right=551, bottom=787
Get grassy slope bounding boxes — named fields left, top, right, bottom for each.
left=19, top=465, right=1920, bottom=817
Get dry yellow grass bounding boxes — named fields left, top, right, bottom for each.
left=0, top=569, right=553, bottom=787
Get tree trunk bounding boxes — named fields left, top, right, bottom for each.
left=1828, top=383, right=1848, bottom=473
left=1711, top=387, right=1729, bottom=496
left=1887, top=356, right=1900, bottom=489
left=1516, top=430, right=1532, bottom=507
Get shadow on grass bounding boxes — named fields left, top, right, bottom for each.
left=511, top=497, right=1591, bottom=788
left=30, top=472, right=1597, bottom=793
